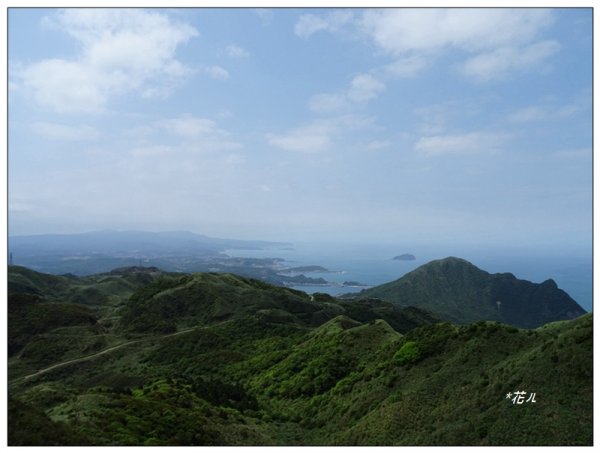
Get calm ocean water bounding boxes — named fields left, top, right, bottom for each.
left=226, top=242, right=593, bottom=313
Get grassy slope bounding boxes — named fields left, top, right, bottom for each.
left=7, top=266, right=168, bottom=377
left=328, top=314, right=592, bottom=445
left=117, top=272, right=439, bottom=334
left=7, top=266, right=593, bottom=446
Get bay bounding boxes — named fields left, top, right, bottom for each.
left=225, top=242, right=593, bottom=312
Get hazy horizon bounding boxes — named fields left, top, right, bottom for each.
left=6, top=227, right=593, bottom=259
left=8, top=8, right=592, bottom=252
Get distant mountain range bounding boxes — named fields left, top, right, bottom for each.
left=9, top=230, right=290, bottom=257
left=8, top=230, right=292, bottom=277
left=351, top=257, right=586, bottom=329
left=7, top=260, right=592, bottom=446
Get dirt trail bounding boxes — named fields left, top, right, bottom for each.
left=9, top=325, right=206, bottom=386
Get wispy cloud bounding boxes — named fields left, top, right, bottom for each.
left=155, top=116, right=241, bottom=152
left=125, top=116, right=241, bottom=153
left=254, top=8, right=273, bottom=26
left=205, top=65, right=230, bottom=80
left=383, top=55, right=428, bottom=78
left=266, top=122, right=333, bottom=153
left=461, top=40, right=560, bottom=82
left=347, top=73, right=385, bottom=102
left=129, top=144, right=174, bottom=158
left=308, top=93, right=349, bottom=114
left=366, top=140, right=391, bottom=151
left=508, top=102, right=582, bottom=123
left=294, top=10, right=354, bottom=39
left=309, top=73, right=385, bottom=113
left=300, top=9, right=558, bottom=82
left=415, top=132, right=507, bottom=157
left=551, top=148, right=591, bottom=160
left=225, top=44, right=250, bottom=58
left=414, top=104, right=454, bottom=136
left=32, top=121, right=100, bottom=141
left=266, top=115, right=373, bottom=153
left=360, top=9, right=554, bottom=55
left=413, top=100, right=484, bottom=136
left=15, top=9, right=198, bottom=113
left=507, top=106, right=548, bottom=123
left=225, top=153, right=246, bottom=165
left=157, top=117, right=221, bottom=137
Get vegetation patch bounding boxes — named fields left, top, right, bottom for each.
left=393, top=340, right=421, bottom=365
left=7, top=266, right=593, bottom=446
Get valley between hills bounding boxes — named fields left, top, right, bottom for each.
left=7, top=257, right=592, bottom=446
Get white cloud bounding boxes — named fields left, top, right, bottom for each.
left=140, top=85, right=176, bottom=100
left=267, top=122, right=333, bottom=153
left=295, top=10, right=354, bottom=38
left=508, top=102, right=583, bottom=123
left=130, top=144, right=174, bottom=158
left=254, top=8, right=273, bottom=25
left=366, top=140, right=391, bottom=151
left=384, top=55, right=428, bottom=77
left=305, top=9, right=558, bottom=83
left=461, top=40, right=560, bottom=82
left=308, top=93, right=349, bottom=114
left=414, top=104, right=453, bottom=135
left=360, top=9, right=554, bottom=55
left=205, top=65, right=230, bottom=80
left=20, top=59, right=107, bottom=113
left=32, top=121, right=100, bottom=141
left=413, top=102, right=484, bottom=135
left=508, top=106, right=548, bottom=123
left=556, top=104, right=582, bottom=117
left=347, top=73, right=386, bottom=102
left=415, top=132, right=506, bottom=157
left=295, top=14, right=330, bottom=38
left=308, top=73, right=385, bottom=113
left=267, top=115, right=374, bottom=153
left=16, top=9, right=198, bottom=113
left=157, top=117, right=220, bottom=137
left=225, top=44, right=250, bottom=58
left=155, top=116, right=242, bottom=153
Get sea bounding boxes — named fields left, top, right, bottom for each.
left=225, top=242, right=593, bottom=313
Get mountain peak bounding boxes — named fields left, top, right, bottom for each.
left=435, top=256, right=473, bottom=264
left=414, top=256, right=483, bottom=271
left=355, top=257, right=586, bottom=329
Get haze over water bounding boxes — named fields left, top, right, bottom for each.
left=226, top=241, right=592, bottom=312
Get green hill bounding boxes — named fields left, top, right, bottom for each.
left=7, top=264, right=592, bottom=446
left=118, top=272, right=439, bottom=334
left=8, top=265, right=169, bottom=306
left=7, top=265, right=170, bottom=373
left=8, top=265, right=75, bottom=298
left=353, top=257, right=586, bottom=328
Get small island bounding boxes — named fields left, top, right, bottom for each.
left=393, top=254, right=416, bottom=261
left=284, top=265, right=330, bottom=273
left=342, top=280, right=369, bottom=287
left=284, top=274, right=328, bottom=286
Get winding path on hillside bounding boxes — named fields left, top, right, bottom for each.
left=9, top=322, right=230, bottom=386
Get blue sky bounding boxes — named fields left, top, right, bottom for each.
left=7, top=7, right=592, bottom=251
